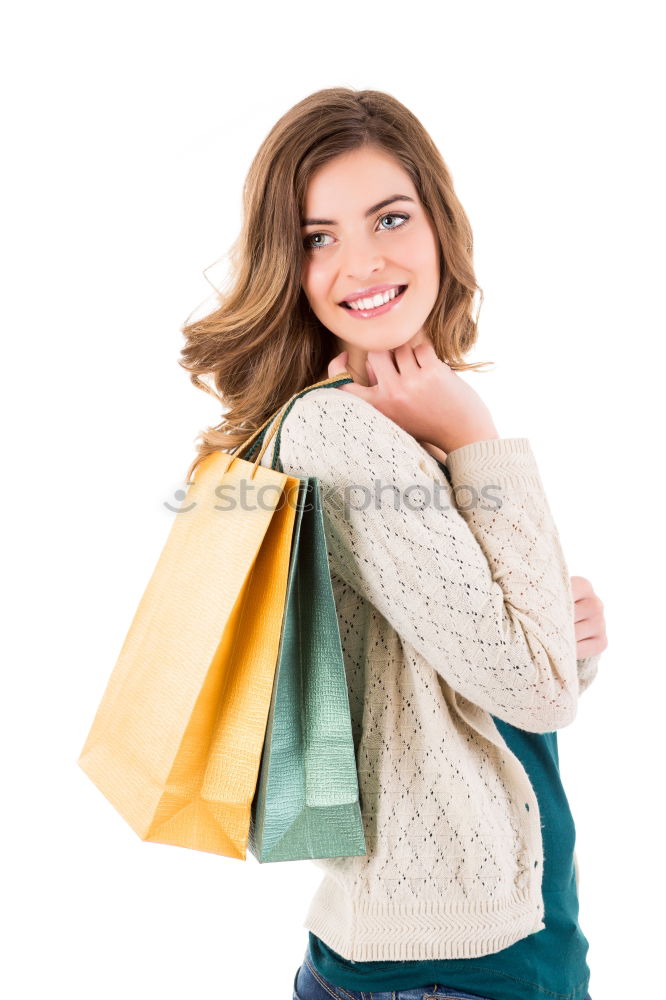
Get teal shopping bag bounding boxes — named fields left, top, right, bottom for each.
left=247, top=472, right=367, bottom=863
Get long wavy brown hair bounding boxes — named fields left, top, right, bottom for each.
left=180, top=87, right=493, bottom=483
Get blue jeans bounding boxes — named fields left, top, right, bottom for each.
left=292, top=946, right=593, bottom=1000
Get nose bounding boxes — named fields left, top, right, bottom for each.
left=339, top=231, right=386, bottom=280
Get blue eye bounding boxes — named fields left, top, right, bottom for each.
left=379, top=212, right=409, bottom=232
left=303, top=212, right=411, bottom=252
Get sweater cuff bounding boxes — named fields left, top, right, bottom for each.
left=577, top=654, right=601, bottom=695
left=445, top=438, right=543, bottom=491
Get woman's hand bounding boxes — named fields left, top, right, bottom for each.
left=571, top=575, right=608, bottom=658
left=327, top=343, right=498, bottom=454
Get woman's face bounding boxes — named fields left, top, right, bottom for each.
left=300, top=146, right=441, bottom=385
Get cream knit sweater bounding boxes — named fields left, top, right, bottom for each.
left=258, top=385, right=600, bottom=962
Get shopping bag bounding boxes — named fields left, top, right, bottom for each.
left=77, top=372, right=353, bottom=859
left=248, top=473, right=366, bottom=862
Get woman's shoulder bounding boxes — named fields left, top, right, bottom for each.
left=287, top=383, right=373, bottom=420
left=272, top=384, right=446, bottom=483
left=275, top=385, right=375, bottom=453
left=257, top=385, right=358, bottom=454
left=281, top=384, right=411, bottom=449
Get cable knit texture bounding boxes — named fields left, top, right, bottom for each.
left=257, top=386, right=600, bottom=962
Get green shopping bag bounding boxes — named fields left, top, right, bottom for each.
left=244, top=401, right=366, bottom=863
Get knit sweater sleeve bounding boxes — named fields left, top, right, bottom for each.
left=577, top=654, right=600, bottom=695
left=277, top=387, right=582, bottom=733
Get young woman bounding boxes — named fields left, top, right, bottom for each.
left=181, top=88, right=606, bottom=1000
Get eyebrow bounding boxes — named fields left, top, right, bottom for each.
left=300, top=194, right=415, bottom=227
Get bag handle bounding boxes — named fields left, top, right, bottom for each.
left=227, top=371, right=355, bottom=477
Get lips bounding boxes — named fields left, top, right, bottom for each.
left=340, top=285, right=408, bottom=309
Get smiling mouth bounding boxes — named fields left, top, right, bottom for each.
left=340, top=285, right=408, bottom=310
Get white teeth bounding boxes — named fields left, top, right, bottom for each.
left=347, top=286, right=402, bottom=311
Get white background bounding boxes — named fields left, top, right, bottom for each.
left=2, top=2, right=663, bottom=997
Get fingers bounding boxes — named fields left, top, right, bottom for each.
left=572, top=594, right=603, bottom=623
left=327, top=351, right=370, bottom=399
left=367, top=349, right=400, bottom=385
left=570, top=575, right=593, bottom=601
left=576, top=635, right=606, bottom=657
left=574, top=615, right=600, bottom=642
left=392, top=342, right=420, bottom=376
left=327, top=351, right=349, bottom=378
left=412, top=341, right=441, bottom=368
left=571, top=582, right=608, bottom=655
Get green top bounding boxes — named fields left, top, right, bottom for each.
left=308, top=717, right=591, bottom=1000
